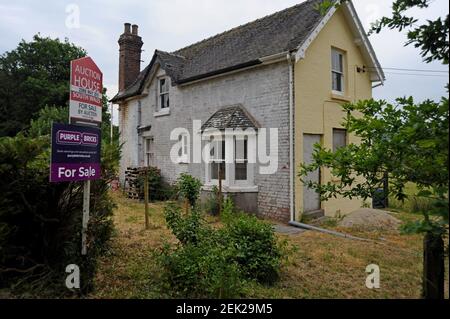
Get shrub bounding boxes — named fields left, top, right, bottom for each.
left=157, top=240, right=243, bottom=299
left=203, top=186, right=220, bottom=216
left=222, top=213, right=283, bottom=285
left=164, top=203, right=206, bottom=245
left=136, top=167, right=176, bottom=201
left=157, top=199, right=287, bottom=298
left=0, top=134, right=117, bottom=296
left=177, top=173, right=202, bottom=207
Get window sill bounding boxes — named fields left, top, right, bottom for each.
left=177, top=158, right=189, bottom=165
left=203, top=184, right=259, bottom=193
left=154, top=108, right=171, bottom=117
left=330, top=92, right=352, bottom=102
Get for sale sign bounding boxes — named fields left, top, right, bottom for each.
left=69, top=57, right=103, bottom=127
left=50, top=123, right=101, bottom=182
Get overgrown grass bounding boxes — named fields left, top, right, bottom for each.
left=91, top=191, right=449, bottom=299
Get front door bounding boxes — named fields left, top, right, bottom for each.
left=303, top=134, right=321, bottom=213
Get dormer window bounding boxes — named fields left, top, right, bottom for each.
left=159, top=77, right=170, bottom=110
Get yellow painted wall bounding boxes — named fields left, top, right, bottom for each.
left=294, top=9, right=373, bottom=220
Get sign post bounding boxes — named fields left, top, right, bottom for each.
left=50, top=56, right=103, bottom=256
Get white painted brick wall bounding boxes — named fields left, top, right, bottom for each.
left=119, top=61, right=291, bottom=220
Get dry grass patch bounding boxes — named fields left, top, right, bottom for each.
left=91, top=191, right=448, bottom=299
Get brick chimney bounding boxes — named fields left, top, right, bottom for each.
left=118, top=23, right=144, bottom=92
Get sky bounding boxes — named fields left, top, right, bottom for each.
left=0, top=0, right=448, bottom=122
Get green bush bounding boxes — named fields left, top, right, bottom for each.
left=157, top=199, right=287, bottom=298
left=203, top=186, right=220, bottom=216
left=157, top=240, right=243, bottom=299
left=164, top=203, right=206, bottom=245
left=0, top=134, right=117, bottom=297
left=135, top=167, right=176, bottom=201
left=222, top=213, right=282, bottom=285
left=177, top=173, right=203, bottom=207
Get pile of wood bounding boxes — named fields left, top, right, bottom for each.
left=125, top=167, right=144, bottom=200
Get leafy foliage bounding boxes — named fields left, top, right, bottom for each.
left=368, top=0, right=449, bottom=64
left=176, top=173, right=203, bottom=207
left=28, top=106, right=69, bottom=138
left=0, top=134, right=117, bottom=296
left=164, top=203, right=205, bottom=245
left=221, top=212, right=284, bottom=285
left=299, top=97, right=449, bottom=236
left=157, top=200, right=288, bottom=298
left=135, top=167, right=175, bottom=202
left=0, top=35, right=86, bottom=136
left=157, top=240, right=243, bottom=299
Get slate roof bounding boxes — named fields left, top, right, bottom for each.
left=201, top=105, right=260, bottom=131
left=111, top=0, right=325, bottom=102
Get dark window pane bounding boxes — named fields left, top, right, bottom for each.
left=161, top=93, right=169, bottom=109
left=211, top=162, right=225, bottom=180
left=160, top=78, right=166, bottom=93
left=332, top=72, right=343, bottom=92
left=235, top=163, right=247, bottom=181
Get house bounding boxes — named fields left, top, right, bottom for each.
left=111, top=0, right=385, bottom=222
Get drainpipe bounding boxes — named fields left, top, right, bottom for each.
left=287, top=53, right=295, bottom=223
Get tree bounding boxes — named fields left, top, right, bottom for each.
left=303, top=0, right=449, bottom=299
left=0, top=34, right=86, bottom=137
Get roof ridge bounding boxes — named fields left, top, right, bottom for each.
left=172, top=0, right=314, bottom=55
left=156, top=49, right=186, bottom=60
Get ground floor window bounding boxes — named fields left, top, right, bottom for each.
left=205, top=133, right=254, bottom=188
left=145, top=137, right=154, bottom=167
left=210, top=138, right=226, bottom=180
left=235, top=137, right=248, bottom=181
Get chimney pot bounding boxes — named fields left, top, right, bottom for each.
left=132, top=24, right=138, bottom=35
left=124, top=23, right=131, bottom=34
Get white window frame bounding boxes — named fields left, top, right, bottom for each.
left=331, top=48, right=345, bottom=95
left=207, top=134, right=226, bottom=183
left=203, top=130, right=256, bottom=191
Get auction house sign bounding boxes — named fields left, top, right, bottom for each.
left=50, top=123, right=101, bottom=182
left=70, top=57, right=103, bottom=127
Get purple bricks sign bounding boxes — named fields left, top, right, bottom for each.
left=50, top=123, right=101, bottom=182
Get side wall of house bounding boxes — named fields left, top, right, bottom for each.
left=119, top=61, right=292, bottom=221
left=294, top=9, right=373, bottom=220
left=118, top=100, right=139, bottom=184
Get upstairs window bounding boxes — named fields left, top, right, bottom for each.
left=331, top=49, right=345, bottom=94
left=159, top=77, right=170, bottom=109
